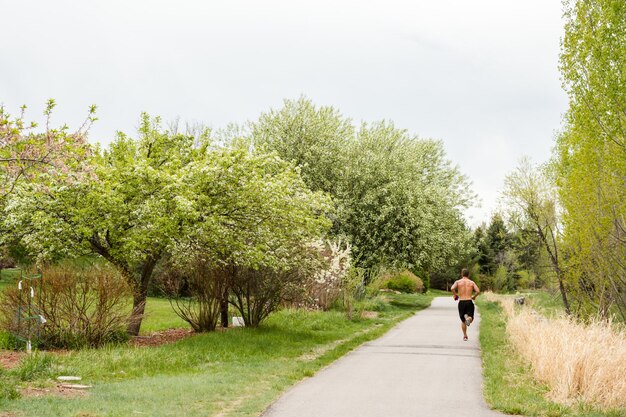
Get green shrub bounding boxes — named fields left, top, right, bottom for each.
left=493, top=266, right=508, bottom=292
left=477, top=274, right=494, bottom=292
left=385, top=270, right=424, bottom=294
left=0, top=331, right=18, bottom=350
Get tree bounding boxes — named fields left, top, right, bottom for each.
left=0, top=101, right=95, bottom=275
left=3, top=114, right=209, bottom=335
left=502, top=158, right=570, bottom=314
left=337, top=122, right=473, bottom=272
left=172, top=148, right=332, bottom=328
left=0, top=100, right=95, bottom=199
left=252, top=98, right=474, bottom=274
left=252, top=96, right=354, bottom=195
left=485, top=214, right=510, bottom=267
left=554, top=0, right=626, bottom=318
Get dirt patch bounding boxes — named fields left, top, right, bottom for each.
left=21, top=384, right=88, bottom=399
left=130, top=328, right=194, bottom=348
left=0, top=350, right=26, bottom=370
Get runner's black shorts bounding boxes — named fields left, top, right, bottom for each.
left=458, top=300, right=475, bottom=322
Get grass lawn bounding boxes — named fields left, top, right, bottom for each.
left=141, top=297, right=190, bottom=334
left=1, top=292, right=437, bottom=416
left=478, top=298, right=624, bottom=417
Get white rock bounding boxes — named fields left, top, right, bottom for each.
left=57, top=376, right=81, bottom=382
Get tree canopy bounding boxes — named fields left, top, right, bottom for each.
left=252, top=98, right=473, bottom=274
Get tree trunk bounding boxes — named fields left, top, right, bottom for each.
left=556, top=271, right=571, bottom=316
left=127, top=257, right=158, bottom=336
left=220, top=295, right=229, bottom=328
left=127, top=291, right=148, bottom=336
left=535, top=225, right=571, bottom=316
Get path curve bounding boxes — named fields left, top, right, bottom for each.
left=262, top=296, right=504, bottom=417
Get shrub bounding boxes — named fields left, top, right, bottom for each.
left=516, top=270, right=536, bottom=289
left=385, top=270, right=424, bottom=294
left=493, top=265, right=508, bottom=292
left=0, top=264, right=131, bottom=349
left=357, top=296, right=390, bottom=312
left=477, top=273, right=493, bottom=292
left=293, top=240, right=352, bottom=310
left=229, top=265, right=303, bottom=327
left=161, top=260, right=228, bottom=333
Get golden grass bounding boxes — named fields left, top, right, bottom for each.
left=484, top=292, right=626, bottom=410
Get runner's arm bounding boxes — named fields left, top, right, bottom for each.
left=472, top=281, right=480, bottom=300
left=451, top=280, right=458, bottom=297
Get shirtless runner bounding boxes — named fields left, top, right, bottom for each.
left=450, top=268, right=480, bottom=341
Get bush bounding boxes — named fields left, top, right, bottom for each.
left=290, top=240, right=352, bottom=310
left=161, top=260, right=228, bottom=333
left=229, top=265, right=303, bottom=327
left=475, top=273, right=491, bottom=292
left=0, top=264, right=131, bottom=349
left=493, top=265, right=508, bottom=292
left=356, top=296, right=390, bottom=312
left=385, top=270, right=424, bottom=294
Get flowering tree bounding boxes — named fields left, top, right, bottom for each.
left=3, top=113, right=209, bottom=335
left=0, top=100, right=95, bottom=198
left=252, top=98, right=474, bottom=275
left=169, top=147, right=333, bottom=328
left=4, top=114, right=332, bottom=333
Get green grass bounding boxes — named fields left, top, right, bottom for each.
left=0, top=268, right=22, bottom=291
left=140, top=297, right=190, bottom=334
left=1, top=292, right=435, bottom=416
left=523, top=290, right=567, bottom=318
left=478, top=298, right=624, bottom=417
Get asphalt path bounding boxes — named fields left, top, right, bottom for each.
left=262, top=296, right=504, bottom=417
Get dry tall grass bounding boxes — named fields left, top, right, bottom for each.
left=483, top=293, right=626, bottom=410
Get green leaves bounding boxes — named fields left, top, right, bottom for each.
left=251, top=98, right=473, bottom=272
left=555, top=0, right=626, bottom=319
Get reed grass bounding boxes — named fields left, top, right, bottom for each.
left=485, top=293, right=626, bottom=410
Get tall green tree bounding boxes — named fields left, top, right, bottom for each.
left=555, top=0, right=626, bottom=318
left=337, top=121, right=473, bottom=271
left=252, top=97, right=354, bottom=195
left=252, top=98, right=473, bottom=273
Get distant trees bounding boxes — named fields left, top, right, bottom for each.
left=252, top=98, right=473, bottom=277
left=488, top=0, right=626, bottom=319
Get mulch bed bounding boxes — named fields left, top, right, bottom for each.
left=21, top=384, right=89, bottom=399
left=0, top=350, right=26, bottom=370
left=130, top=328, right=195, bottom=347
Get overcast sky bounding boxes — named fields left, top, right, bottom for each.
left=1, top=0, right=568, bottom=226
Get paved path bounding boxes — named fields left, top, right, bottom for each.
left=262, top=297, right=504, bottom=417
